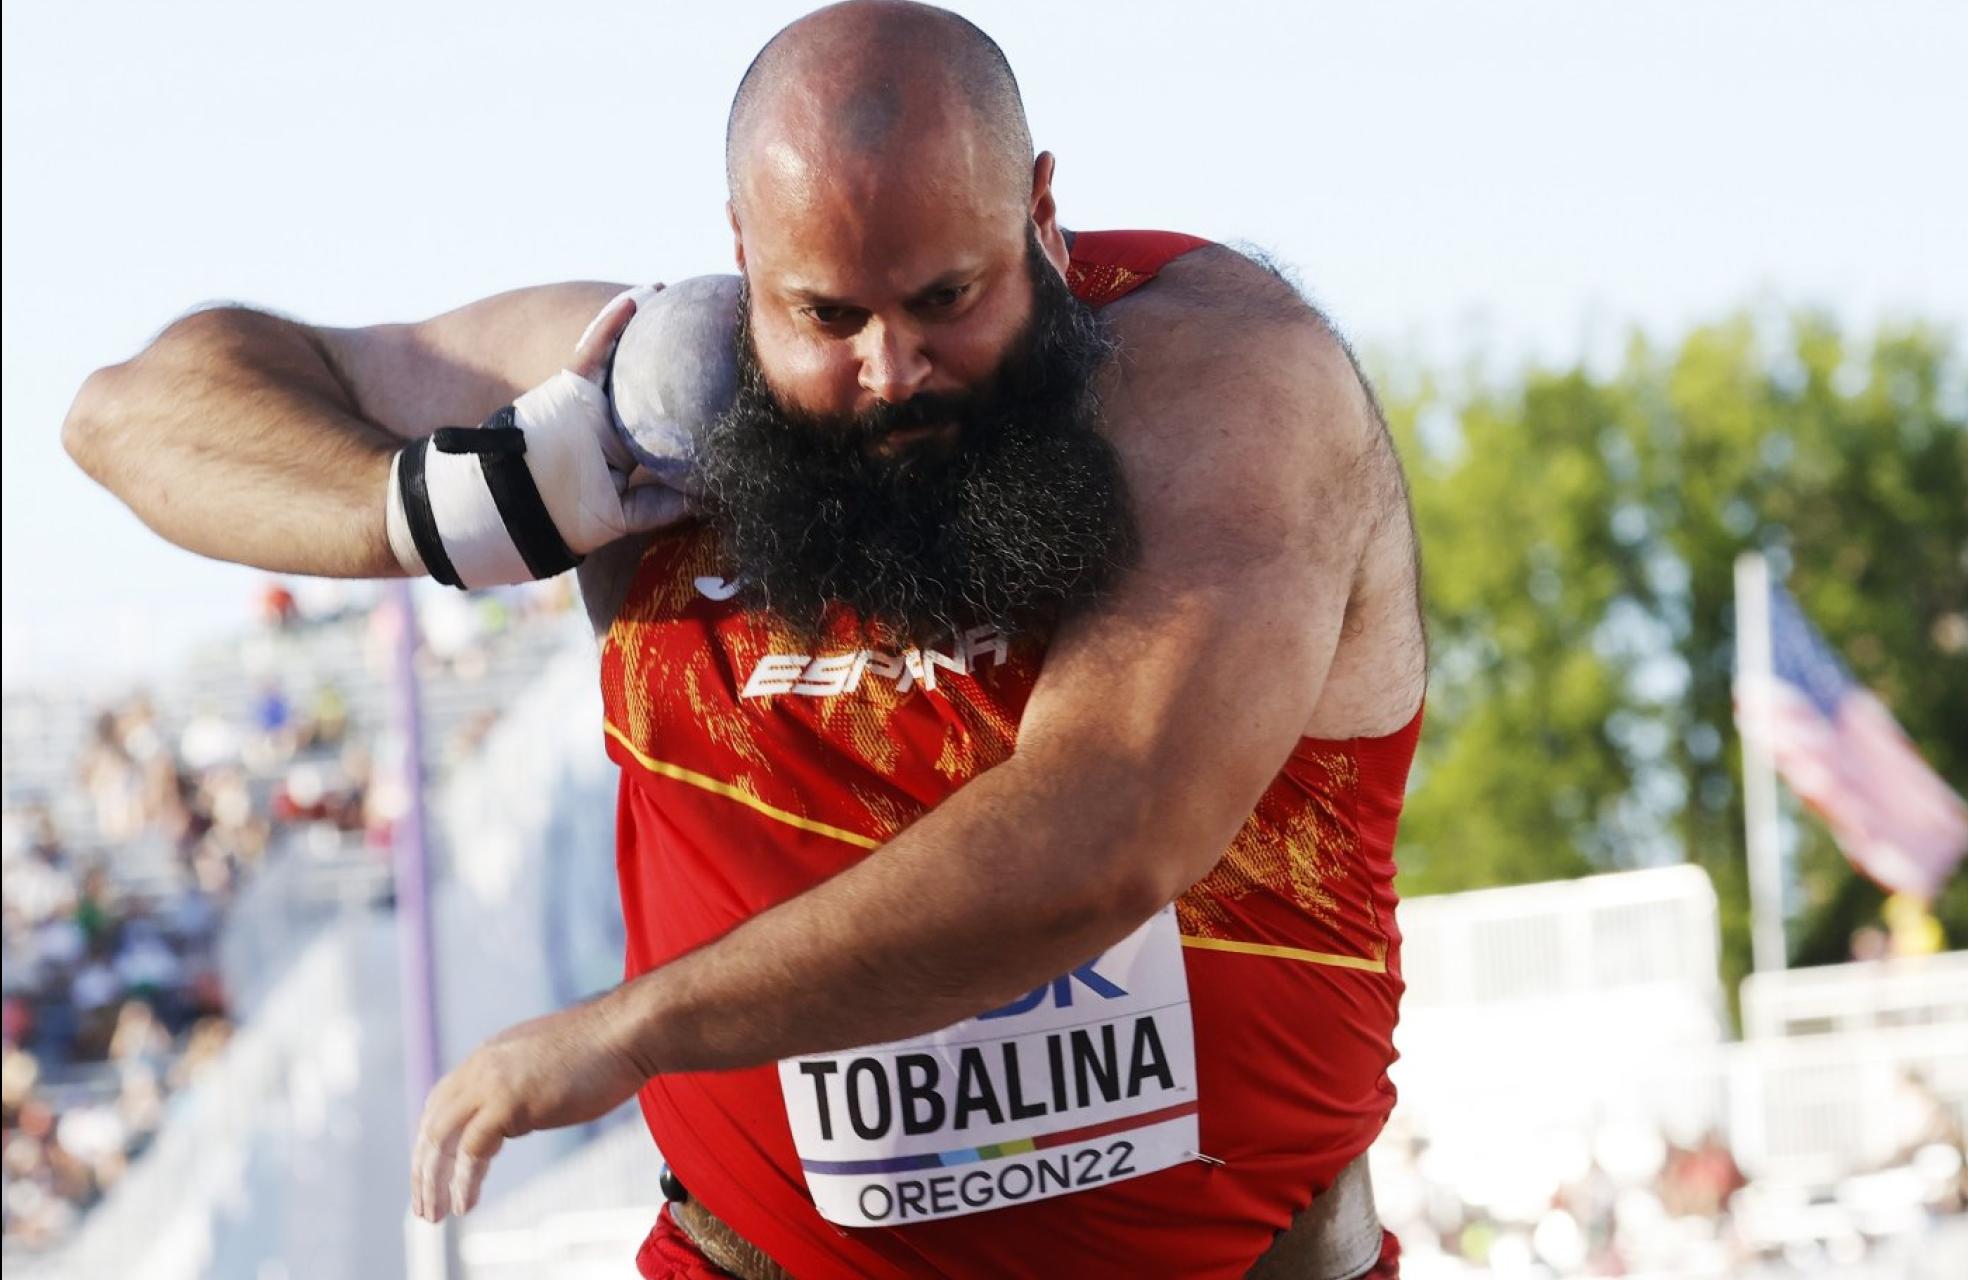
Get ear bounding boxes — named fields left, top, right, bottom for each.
left=727, top=201, right=747, bottom=272
left=1029, top=152, right=1068, bottom=278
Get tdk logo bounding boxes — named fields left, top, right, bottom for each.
left=980, top=958, right=1128, bottom=1020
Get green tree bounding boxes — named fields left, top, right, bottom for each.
left=1379, top=309, right=1967, bottom=998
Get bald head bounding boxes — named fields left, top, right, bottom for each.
left=725, top=1, right=1034, bottom=218
left=723, top=1, right=1074, bottom=453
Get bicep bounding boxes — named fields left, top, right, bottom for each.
left=1015, top=309, right=1377, bottom=887
left=310, top=280, right=631, bottom=438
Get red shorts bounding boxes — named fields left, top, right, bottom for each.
left=636, top=1208, right=1402, bottom=1280
left=636, top=1206, right=732, bottom=1280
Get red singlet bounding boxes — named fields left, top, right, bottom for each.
left=600, top=230, right=1420, bottom=1279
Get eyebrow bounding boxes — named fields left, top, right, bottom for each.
left=783, top=269, right=982, bottom=309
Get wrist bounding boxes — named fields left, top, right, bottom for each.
left=384, top=450, right=428, bottom=577
left=386, top=420, right=584, bottom=589
left=600, top=970, right=681, bottom=1081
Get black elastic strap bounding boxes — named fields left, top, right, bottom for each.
left=398, top=438, right=463, bottom=589
left=440, top=407, right=583, bottom=580
left=429, top=424, right=522, bottom=458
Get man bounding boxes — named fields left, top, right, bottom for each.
left=63, top=3, right=1425, bottom=1276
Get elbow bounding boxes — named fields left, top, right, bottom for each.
left=64, top=308, right=236, bottom=484
left=62, top=364, right=127, bottom=482
left=1060, top=776, right=1216, bottom=932
left=1097, top=859, right=1186, bottom=933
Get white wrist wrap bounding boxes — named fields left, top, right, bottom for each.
left=423, top=430, right=538, bottom=588
left=390, top=383, right=606, bottom=590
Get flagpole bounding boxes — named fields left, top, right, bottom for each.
left=1736, top=552, right=1787, bottom=975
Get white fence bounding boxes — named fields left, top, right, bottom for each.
left=457, top=1120, right=656, bottom=1280
left=1392, top=866, right=1731, bottom=1142
left=1398, top=863, right=1724, bottom=1012
left=1741, top=950, right=1968, bottom=1041
left=1728, top=1022, right=1968, bottom=1184
left=1391, top=868, right=1968, bottom=1187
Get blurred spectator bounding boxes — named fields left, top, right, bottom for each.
left=176, top=708, right=241, bottom=772
left=3, top=586, right=587, bottom=1253
left=304, top=682, right=349, bottom=751
left=1373, top=1103, right=1965, bottom=1276
left=257, top=581, right=298, bottom=631
left=1884, top=893, right=1945, bottom=958
left=1883, top=1069, right=1964, bottom=1168
left=1661, top=1130, right=1748, bottom=1219
left=1850, top=924, right=1890, bottom=963
left=77, top=714, right=140, bottom=843
left=247, top=680, right=297, bottom=773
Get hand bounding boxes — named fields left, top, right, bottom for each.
left=385, top=285, right=692, bottom=589
left=409, top=995, right=647, bottom=1222
left=510, top=287, right=694, bottom=550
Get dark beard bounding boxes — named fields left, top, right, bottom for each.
left=697, top=234, right=1134, bottom=648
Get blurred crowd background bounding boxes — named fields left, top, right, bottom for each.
left=4, top=2, right=1963, bottom=1277
left=3, top=582, right=581, bottom=1256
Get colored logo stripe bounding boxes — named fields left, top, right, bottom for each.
left=798, top=1101, right=1200, bottom=1175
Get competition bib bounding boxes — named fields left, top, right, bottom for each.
left=778, top=906, right=1199, bottom=1226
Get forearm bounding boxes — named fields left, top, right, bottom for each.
left=64, top=307, right=404, bottom=578
left=607, top=752, right=1175, bottom=1077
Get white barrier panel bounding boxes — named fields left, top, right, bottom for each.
left=423, top=635, right=628, bottom=1216
left=1726, top=1023, right=1968, bottom=1184
left=40, top=912, right=407, bottom=1280
left=1392, top=866, right=1730, bottom=1147
left=1741, top=951, right=1968, bottom=1041
left=1398, top=864, right=1722, bottom=1010
left=460, top=1119, right=657, bottom=1280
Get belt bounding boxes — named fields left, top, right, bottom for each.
left=662, top=1153, right=1382, bottom=1280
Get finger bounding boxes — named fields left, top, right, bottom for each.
left=451, top=1116, right=509, bottom=1216
left=411, top=1094, right=437, bottom=1219
left=423, top=1117, right=480, bottom=1222
left=413, top=1085, right=473, bottom=1221
left=453, top=1153, right=494, bottom=1218
left=620, top=483, right=692, bottom=533
left=416, top=1125, right=460, bottom=1223
left=568, top=294, right=636, bottom=382
left=413, top=1132, right=445, bottom=1222
left=571, top=283, right=661, bottom=382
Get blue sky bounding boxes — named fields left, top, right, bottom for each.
left=4, top=0, right=1964, bottom=689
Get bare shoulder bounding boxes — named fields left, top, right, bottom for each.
left=1096, top=245, right=1390, bottom=570
left=1119, top=242, right=1328, bottom=332
left=1095, top=244, right=1426, bottom=733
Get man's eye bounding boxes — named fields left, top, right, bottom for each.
left=925, top=285, right=969, bottom=309
left=804, top=305, right=851, bottom=327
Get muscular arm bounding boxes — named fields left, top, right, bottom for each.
left=61, top=281, right=627, bottom=577
left=602, top=256, right=1387, bottom=1073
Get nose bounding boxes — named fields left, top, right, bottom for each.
left=856, top=319, right=931, bottom=405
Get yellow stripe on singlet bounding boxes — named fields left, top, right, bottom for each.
left=603, top=721, right=880, bottom=850
left=1179, top=935, right=1388, bottom=973
left=606, top=722, right=1388, bottom=974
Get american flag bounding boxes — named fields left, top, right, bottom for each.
left=1735, top=577, right=1968, bottom=899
